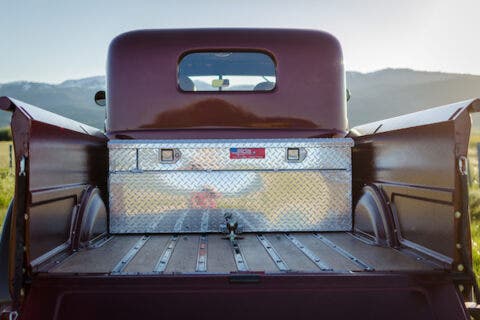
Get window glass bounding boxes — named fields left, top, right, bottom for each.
left=178, top=52, right=276, bottom=92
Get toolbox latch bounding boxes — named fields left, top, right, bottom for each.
left=286, top=147, right=307, bottom=162
left=159, top=148, right=181, bottom=163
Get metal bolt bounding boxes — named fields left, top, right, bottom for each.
left=457, top=264, right=465, bottom=272
left=456, top=243, right=462, bottom=249
left=20, top=288, right=25, bottom=297
left=454, top=211, right=462, bottom=219
left=24, top=214, right=28, bottom=221
left=459, top=284, right=465, bottom=292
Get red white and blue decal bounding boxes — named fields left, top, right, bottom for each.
left=229, top=148, right=265, bottom=159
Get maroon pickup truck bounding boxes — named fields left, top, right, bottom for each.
left=1, top=29, right=479, bottom=320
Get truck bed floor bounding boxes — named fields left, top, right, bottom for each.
left=49, top=232, right=434, bottom=274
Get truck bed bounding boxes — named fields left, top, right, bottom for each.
left=49, top=232, right=434, bottom=274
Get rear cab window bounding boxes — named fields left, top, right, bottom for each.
left=178, top=51, right=276, bottom=92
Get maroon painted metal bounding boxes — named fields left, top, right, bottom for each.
left=20, top=273, right=468, bottom=320
left=350, top=98, right=480, bottom=137
left=350, top=98, right=480, bottom=299
left=0, top=96, right=108, bottom=306
left=0, top=97, right=104, bottom=139
left=106, top=29, right=347, bottom=139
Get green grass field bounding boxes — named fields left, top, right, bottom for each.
left=0, top=141, right=14, bottom=231
left=468, top=131, right=480, bottom=280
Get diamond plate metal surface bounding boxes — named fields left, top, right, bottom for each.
left=109, top=170, right=352, bottom=233
left=110, top=148, right=137, bottom=172
left=109, top=139, right=354, bottom=149
left=109, top=138, right=352, bottom=233
left=109, top=138, right=353, bottom=171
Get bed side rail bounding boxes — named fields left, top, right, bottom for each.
left=350, top=98, right=480, bottom=301
left=0, top=96, right=108, bottom=308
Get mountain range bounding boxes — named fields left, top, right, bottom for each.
left=0, top=68, right=479, bottom=130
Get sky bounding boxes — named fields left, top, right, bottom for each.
left=0, top=0, right=479, bottom=83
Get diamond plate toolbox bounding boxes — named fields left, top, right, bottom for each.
left=108, top=138, right=353, bottom=233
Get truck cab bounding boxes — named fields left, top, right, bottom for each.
left=0, top=29, right=479, bottom=320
